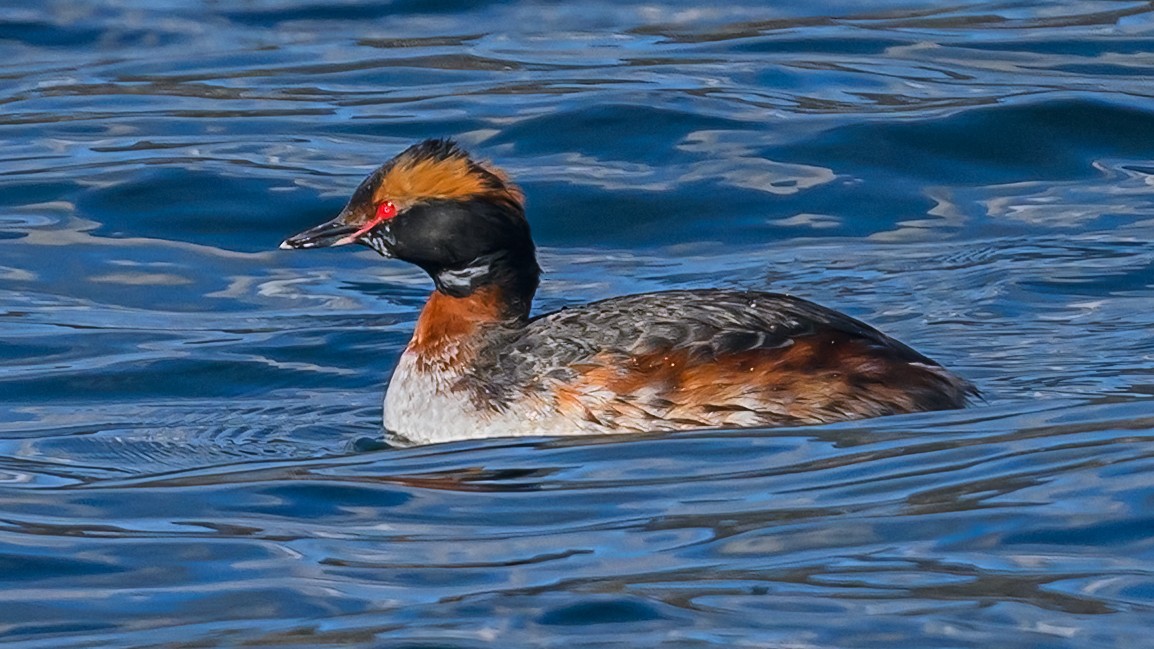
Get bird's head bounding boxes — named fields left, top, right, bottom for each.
left=281, top=139, right=537, bottom=298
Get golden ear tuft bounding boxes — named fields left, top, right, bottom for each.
left=373, top=139, right=523, bottom=208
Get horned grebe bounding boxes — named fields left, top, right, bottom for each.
left=281, top=139, right=975, bottom=446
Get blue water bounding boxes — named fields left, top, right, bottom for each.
left=2, top=1, right=1154, bottom=647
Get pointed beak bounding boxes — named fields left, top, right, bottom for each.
left=279, top=215, right=359, bottom=250
left=280, top=208, right=394, bottom=257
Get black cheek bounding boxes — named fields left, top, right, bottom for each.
left=395, top=200, right=509, bottom=268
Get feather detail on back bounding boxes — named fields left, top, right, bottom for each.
left=383, top=289, right=976, bottom=444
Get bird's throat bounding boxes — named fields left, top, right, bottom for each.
left=430, top=250, right=539, bottom=322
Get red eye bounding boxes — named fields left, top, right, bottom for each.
left=337, top=201, right=396, bottom=245
left=375, top=201, right=397, bottom=221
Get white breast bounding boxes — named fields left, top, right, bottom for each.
left=383, top=350, right=594, bottom=445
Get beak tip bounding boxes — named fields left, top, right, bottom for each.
left=278, top=240, right=294, bottom=250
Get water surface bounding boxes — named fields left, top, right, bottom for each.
left=2, top=1, right=1154, bottom=647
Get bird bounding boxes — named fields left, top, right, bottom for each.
left=281, top=138, right=976, bottom=446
